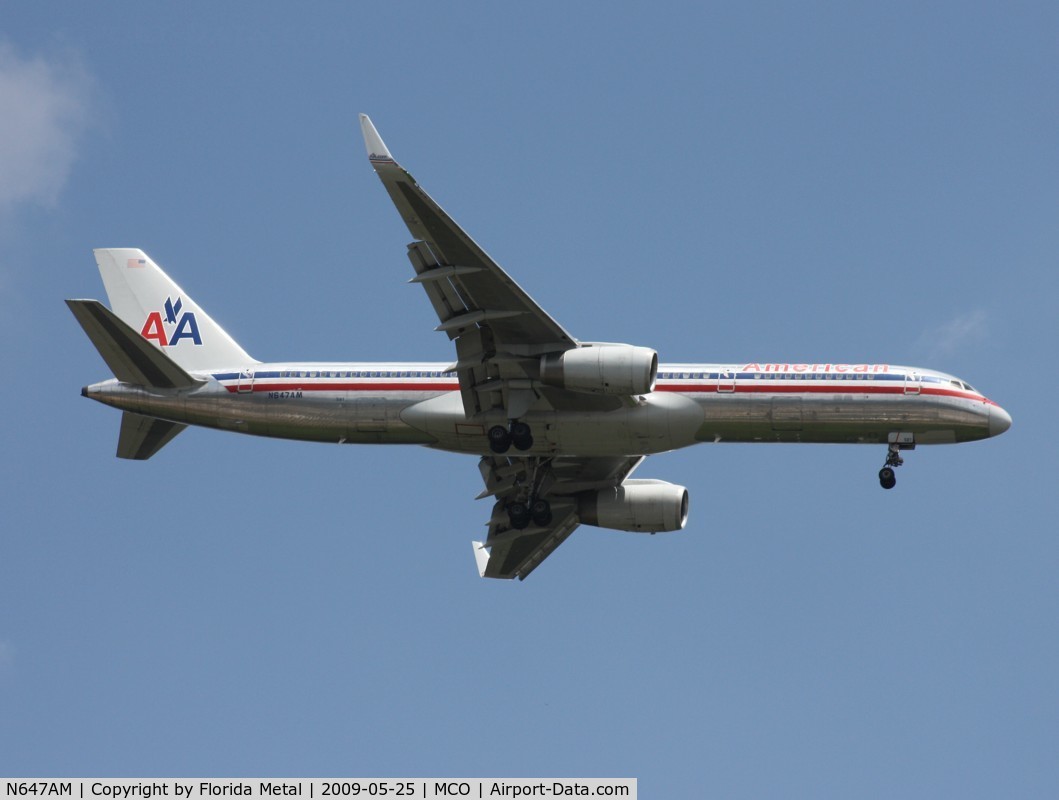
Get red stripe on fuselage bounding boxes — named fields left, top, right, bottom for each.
left=224, top=382, right=461, bottom=393
left=222, top=381, right=988, bottom=403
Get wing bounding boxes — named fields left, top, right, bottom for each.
left=472, top=454, right=644, bottom=580
left=360, top=114, right=582, bottom=420
left=360, top=115, right=642, bottom=580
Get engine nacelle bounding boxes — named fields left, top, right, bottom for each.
left=578, top=480, right=689, bottom=533
left=540, top=344, right=657, bottom=396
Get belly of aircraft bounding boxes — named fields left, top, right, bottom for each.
left=689, top=392, right=991, bottom=445
left=401, top=390, right=706, bottom=457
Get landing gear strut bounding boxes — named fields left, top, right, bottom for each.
left=878, top=438, right=912, bottom=490
left=487, top=421, right=534, bottom=454
left=491, top=451, right=552, bottom=531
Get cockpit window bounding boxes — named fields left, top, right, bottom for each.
left=962, top=382, right=976, bottom=393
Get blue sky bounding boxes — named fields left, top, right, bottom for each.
left=2, top=2, right=1057, bottom=795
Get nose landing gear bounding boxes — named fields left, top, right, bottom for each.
left=879, top=465, right=897, bottom=490
left=879, top=435, right=914, bottom=489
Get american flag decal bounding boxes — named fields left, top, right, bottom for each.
left=127, top=258, right=146, bottom=268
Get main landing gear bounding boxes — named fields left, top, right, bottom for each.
left=488, top=421, right=533, bottom=454
left=507, top=497, right=552, bottom=530
left=489, top=453, right=552, bottom=531
left=878, top=437, right=914, bottom=490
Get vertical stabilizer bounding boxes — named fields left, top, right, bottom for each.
left=94, top=248, right=256, bottom=372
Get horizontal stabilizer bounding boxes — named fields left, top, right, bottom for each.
left=66, top=299, right=204, bottom=389
left=117, top=411, right=186, bottom=460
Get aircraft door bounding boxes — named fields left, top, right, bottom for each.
left=716, top=370, right=737, bottom=393
left=903, top=371, right=921, bottom=395
left=236, top=368, right=255, bottom=394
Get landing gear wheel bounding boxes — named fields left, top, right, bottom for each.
left=488, top=425, right=512, bottom=454
left=879, top=467, right=897, bottom=490
left=508, top=501, right=531, bottom=530
left=530, top=499, right=552, bottom=527
left=510, top=421, right=534, bottom=451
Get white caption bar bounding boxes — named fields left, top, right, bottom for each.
left=1, top=780, right=636, bottom=800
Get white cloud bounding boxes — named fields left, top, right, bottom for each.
left=916, top=309, right=990, bottom=360
left=0, top=42, right=92, bottom=214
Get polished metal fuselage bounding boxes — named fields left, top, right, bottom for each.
left=83, top=361, right=1000, bottom=457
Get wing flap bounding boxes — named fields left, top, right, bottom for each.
left=477, top=510, right=581, bottom=580
left=387, top=180, right=576, bottom=348
left=472, top=455, right=645, bottom=580
left=406, top=242, right=467, bottom=341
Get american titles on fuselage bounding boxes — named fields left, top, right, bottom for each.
left=741, top=363, right=888, bottom=373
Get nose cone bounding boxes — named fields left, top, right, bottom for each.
left=989, top=404, right=1012, bottom=437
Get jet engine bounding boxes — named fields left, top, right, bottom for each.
left=578, top=479, right=689, bottom=533
left=540, top=344, right=657, bottom=396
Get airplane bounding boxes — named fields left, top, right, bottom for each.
left=67, top=114, right=1013, bottom=580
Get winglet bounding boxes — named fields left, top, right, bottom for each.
left=359, top=113, right=394, bottom=163
left=472, top=541, right=490, bottom=578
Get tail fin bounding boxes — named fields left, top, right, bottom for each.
left=93, top=248, right=255, bottom=372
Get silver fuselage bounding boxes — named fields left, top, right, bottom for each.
left=83, top=361, right=1008, bottom=457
